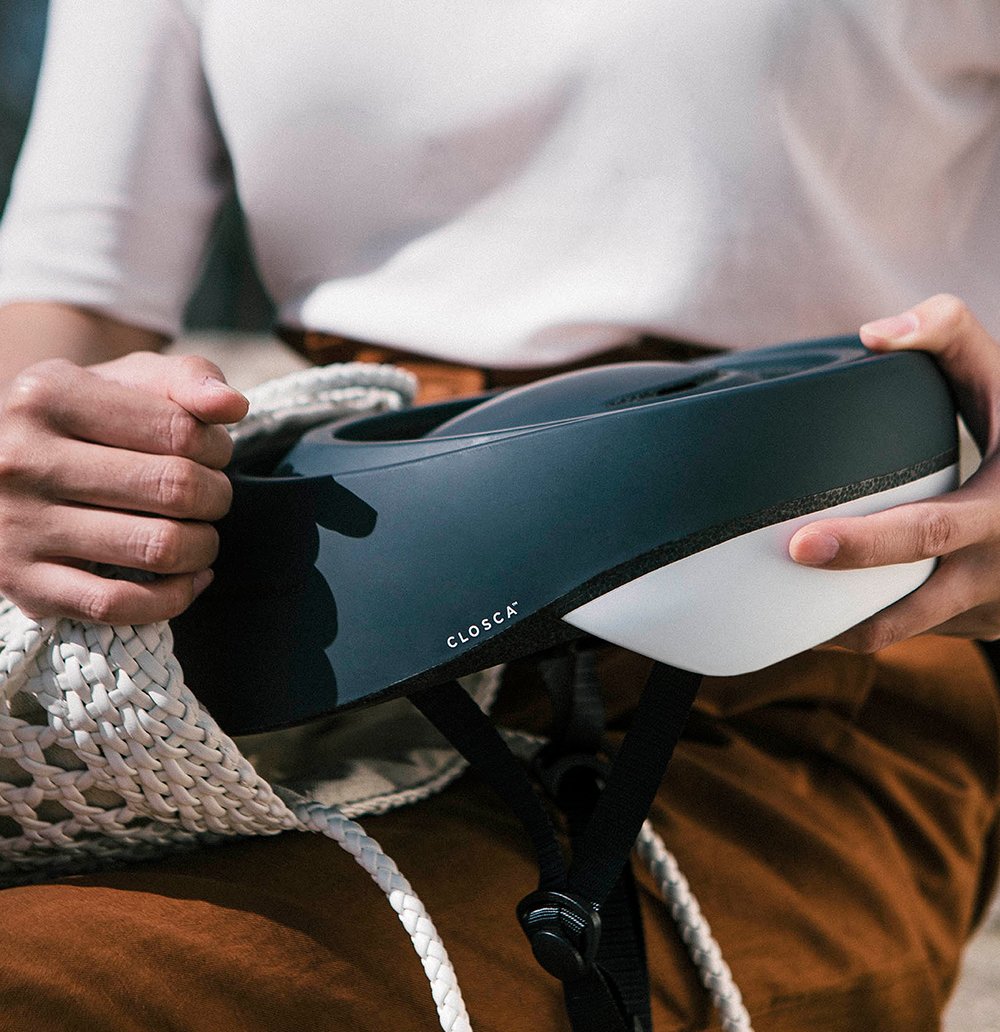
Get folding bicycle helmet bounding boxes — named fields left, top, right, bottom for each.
left=174, top=335, right=957, bottom=733
left=170, top=335, right=958, bottom=1032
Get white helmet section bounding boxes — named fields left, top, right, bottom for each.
left=562, top=464, right=958, bottom=676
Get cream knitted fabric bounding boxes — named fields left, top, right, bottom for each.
left=0, top=604, right=296, bottom=884
left=0, top=362, right=419, bottom=877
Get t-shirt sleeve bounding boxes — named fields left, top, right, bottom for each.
left=0, top=0, right=231, bottom=338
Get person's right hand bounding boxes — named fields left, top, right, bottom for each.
left=0, top=351, right=249, bottom=624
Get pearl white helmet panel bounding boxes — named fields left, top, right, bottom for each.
left=563, top=465, right=956, bottom=675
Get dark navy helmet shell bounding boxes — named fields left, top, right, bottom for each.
left=172, top=336, right=958, bottom=735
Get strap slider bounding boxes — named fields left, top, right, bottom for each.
left=532, top=750, right=607, bottom=807
left=516, top=890, right=602, bottom=981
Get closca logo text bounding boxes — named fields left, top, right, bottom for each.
left=447, top=602, right=519, bottom=649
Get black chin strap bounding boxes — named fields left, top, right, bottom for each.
left=411, top=658, right=702, bottom=1032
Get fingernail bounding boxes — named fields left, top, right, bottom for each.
left=790, top=531, right=840, bottom=566
left=859, top=311, right=919, bottom=344
left=193, top=569, right=214, bottom=596
left=203, top=376, right=245, bottom=399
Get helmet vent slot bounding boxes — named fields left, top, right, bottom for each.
left=604, top=371, right=721, bottom=407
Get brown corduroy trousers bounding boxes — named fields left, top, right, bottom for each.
left=0, top=636, right=997, bottom=1031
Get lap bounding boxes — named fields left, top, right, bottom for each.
left=1, top=638, right=997, bottom=1031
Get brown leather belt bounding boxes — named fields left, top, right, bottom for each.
left=278, top=328, right=723, bottom=404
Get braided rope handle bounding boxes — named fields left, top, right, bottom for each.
left=230, top=361, right=416, bottom=459
left=294, top=800, right=472, bottom=1032
left=636, top=821, right=754, bottom=1032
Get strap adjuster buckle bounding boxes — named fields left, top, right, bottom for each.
left=532, top=750, right=607, bottom=807
left=516, top=890, right=602, bottom=981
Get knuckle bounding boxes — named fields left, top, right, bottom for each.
left=132, top=522, right=184, bottom=572
left=75, top=584, right=123, bottom=625
left=151, top=458, right=201, bottom=513
left=0, top=498, right=37, bottom=544
left=853, top=620, right=898, bottom=654
left=928, top=294, right=974, bottom=344
left=4, top=361, right=69, bottom=416
left=919, top=510, right=956, bottom=557
left=857, top=530, right=891, bottom=568
left=81, top=576, right=198, bottom=625
left=931, top=293, right=967, bottom=330
left=0, top=444, right=30, bottom=483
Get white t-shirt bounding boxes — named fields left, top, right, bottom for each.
left=1, top=0, right=999, bottom=364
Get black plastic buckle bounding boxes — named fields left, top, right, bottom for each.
left=516, top=889, right=602, bottom=981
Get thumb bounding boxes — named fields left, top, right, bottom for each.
left=90, top=351, right=249, bottom=425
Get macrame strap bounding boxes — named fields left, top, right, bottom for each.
left=411, top=660, right=702, bottom=1032
left=636, top=821, right=753, bottom=1032
left=293, top=799, right=473, bottom=1032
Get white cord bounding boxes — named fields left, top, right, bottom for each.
left=294, top=799, right=472, bottom=1032
left=229, top=361, right=416, bottom=458
left=636, top=820, right=754, bottom=1032
left=292, top=724, right=755, bottom=1032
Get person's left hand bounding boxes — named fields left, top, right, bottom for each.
left=788, top=293, right=1000, bottom=651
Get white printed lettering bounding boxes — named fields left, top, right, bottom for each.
left=446, top=601, right=519, bottom=650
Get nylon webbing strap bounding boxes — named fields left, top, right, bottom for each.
left=411, top=680, right=565, bottom=889
left=411, top=660, right=702, bottom=1032
left=413, top=680, right=634, bottom=1031
left=538, top=647, right=650, bottom=1032
left=559, top=770, right=651, bottom=1032
left=567, top=661, right=701, bottom=901
left=539, top=647, right=605, bottom=758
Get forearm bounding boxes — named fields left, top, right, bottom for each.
left=0, top=301, right=167, bottom=381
